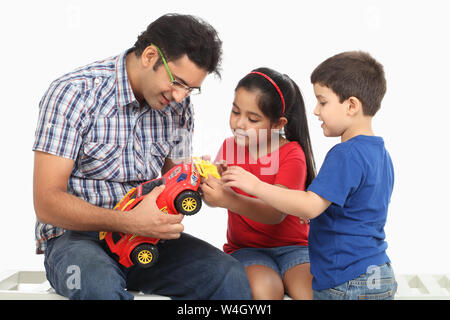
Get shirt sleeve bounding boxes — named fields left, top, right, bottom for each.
left=168, top=98, right=194, bottom=160
left=307, top=145, right=363, bottom=207
left=32, top=81, right=85, bottom=160
left=214, top=139, right=226, bottom=163
left=274, top=145, right=307, bottom=191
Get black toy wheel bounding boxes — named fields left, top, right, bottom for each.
left=174, top=190, right=202, bottom=215
left=131, top=243, right=159, bottom=268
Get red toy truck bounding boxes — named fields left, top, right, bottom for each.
left=101, top=160, right=220, bottom=268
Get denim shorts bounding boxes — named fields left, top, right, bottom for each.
left=313, top=263, right=398, bottom=300
left=230, top=245, right=310, bottom=278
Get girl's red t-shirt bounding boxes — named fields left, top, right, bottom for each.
left=215, top=137, right=309, bottom=254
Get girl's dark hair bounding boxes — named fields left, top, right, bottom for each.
left=133, top=13, right=223, bottom=77
left=236, top=67, right=316, bottom=187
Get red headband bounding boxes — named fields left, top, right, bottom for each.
left=249, top=71, right=285, bottom=115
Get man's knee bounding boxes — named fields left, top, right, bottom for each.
left=45, top=235, right=132, bottom=300
left=213, top=255, right=252, bottom=299
left=51, top=260, right=133, bottom=300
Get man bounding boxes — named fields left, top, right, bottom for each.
left=33, top=13, right=251, bottom=300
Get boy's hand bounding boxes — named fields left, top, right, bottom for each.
left=221, top=166, right=261, bottom=196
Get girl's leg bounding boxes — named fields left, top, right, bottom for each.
left=283, top=263, right=313, bottom=300
left=246, top=265, right=285, bottom=300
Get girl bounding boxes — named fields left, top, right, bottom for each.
left=200, top=67, right=316, bottom=299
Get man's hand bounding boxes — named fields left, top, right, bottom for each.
left=126, top=185, right=184, bottom=239
left=221, top=165, right=261, bottom=196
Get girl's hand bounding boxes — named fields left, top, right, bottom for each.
left=200, top=154, right=211, bottom=161
left=200, top=176, right=235, bottom=208
left=214, top=160, right=228, bottom=176
left=221, top=166, right=261, bottom=196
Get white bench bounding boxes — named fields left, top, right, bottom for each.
left=0, top=270, right=169, bottom=300
left=2, top=270, right=449, bottom=300
left=395, top=274, right=450, bottom=300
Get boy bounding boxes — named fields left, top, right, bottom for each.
left=221, top=51, right=397, bottom=300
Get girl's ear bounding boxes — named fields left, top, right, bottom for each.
left=272, top=117, right=288, bottom=130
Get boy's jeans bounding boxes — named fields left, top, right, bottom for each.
left=313, top=263, right=398, bottom=300
left=44, top=230, right=251, bottom=300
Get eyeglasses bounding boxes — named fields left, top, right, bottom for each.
left=152, top=44, right=201, bottom=96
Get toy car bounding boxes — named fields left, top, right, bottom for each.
left=101, top=159, right=220, bottom=269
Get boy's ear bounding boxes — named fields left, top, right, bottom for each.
left=347, top=96, right=363, bottom=116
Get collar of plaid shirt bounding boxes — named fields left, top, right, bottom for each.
left=115, top=49, right=137, bottom=108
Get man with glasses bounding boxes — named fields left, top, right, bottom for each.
left=32, top=13, right=251, bottom=300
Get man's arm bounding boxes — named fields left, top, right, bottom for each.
left=161, top=157, right=177, bottom=175
left=33, top=151, right=184, bottom=239
left=222, top=166, right=331, bottom=220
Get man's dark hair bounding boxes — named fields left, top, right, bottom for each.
left=310, top=51, right=386, bottom=116
left=133, top=13, right=223, bottom=77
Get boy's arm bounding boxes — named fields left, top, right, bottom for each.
left=222, top=166, right=331, bottom=220
left=200, top=177, right=287, bottom=224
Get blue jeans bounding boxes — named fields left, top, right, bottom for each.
left=44, top=231, right=251, bottom=300
left=313, top=263, right=398, bottom=300
left=231, top=245, right=310, bottom=278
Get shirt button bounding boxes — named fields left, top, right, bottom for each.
left=94, top=77, right=101, bottom=84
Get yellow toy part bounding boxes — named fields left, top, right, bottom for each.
left=160, top=206, right=168, bottom=214
left=193, top=157, right=221, bottom=179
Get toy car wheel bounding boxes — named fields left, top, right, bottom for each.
left=174, top=190, right=202, bottom=215
left=131, top=243, right=159, bottom=268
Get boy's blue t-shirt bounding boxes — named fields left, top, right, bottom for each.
left=307, top=135, right=394, bottom=291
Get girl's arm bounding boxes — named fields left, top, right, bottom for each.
left=200, top=177, right=287, bottom=224
left=222, top=166, right=331, bottom=220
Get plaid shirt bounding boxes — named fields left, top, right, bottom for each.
left=33, top=49, right=194, bottom=253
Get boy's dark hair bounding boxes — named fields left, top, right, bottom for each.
left=133, top=13, right=223, bottom=77
left=237, top=67, right=316, bottom=187
left=310, top=51, right=386, bottom=116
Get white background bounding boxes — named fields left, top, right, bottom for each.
left=0, top=0, right=449, bottom=275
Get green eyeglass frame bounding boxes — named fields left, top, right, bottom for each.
left=152, top=44, right=201, bottom=96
